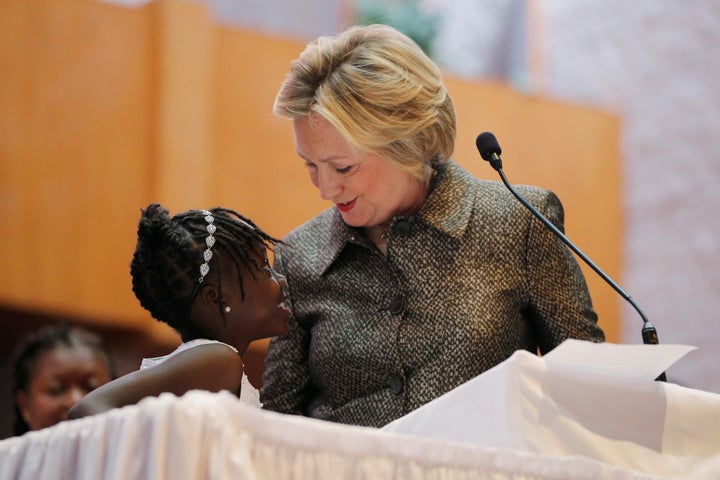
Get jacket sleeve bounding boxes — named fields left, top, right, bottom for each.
left=260, top=244, right=316, bottom=415
left=524, top=189, right=605, bottom=353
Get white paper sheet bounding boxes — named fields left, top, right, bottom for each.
left=542, top=339, right=696, bottom=381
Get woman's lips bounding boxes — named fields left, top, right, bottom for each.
left=336, top=199, right=356, bottom=212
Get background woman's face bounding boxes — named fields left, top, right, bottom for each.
left=17, top=345, right=112, bottom=431
left=293, top=114, right=427, bottom=228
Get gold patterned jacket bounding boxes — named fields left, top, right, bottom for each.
left=261, top=160, right=604, bottom=427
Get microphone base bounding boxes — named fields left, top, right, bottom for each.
left=642, top=322, right=667, bottom=381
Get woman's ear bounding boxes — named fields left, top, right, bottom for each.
left=16, top=391, right=31, bottom=423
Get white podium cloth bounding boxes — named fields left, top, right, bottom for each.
left=1, top=389, right=661, bottom=480
left=384, top=340, right=720, bottom=480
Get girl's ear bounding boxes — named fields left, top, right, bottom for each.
left=200, top=285, right=221, bottom=310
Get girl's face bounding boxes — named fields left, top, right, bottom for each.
left=17, top=345, right=113, bottom=431
left=222, top=249, right=290, bottom=349
left=293, top=113, right=428, bottom=228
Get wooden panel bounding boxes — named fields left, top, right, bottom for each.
left=0, top=0, right=156, bottom=331
left=0, top=0, right=621, bottom=348
left=447, top=79, right=622, bottom=342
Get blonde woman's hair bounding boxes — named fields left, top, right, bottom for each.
left=274, top=24, right=456, bottom=182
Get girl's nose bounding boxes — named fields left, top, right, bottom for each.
left=271, top=268, right=287, bottom=286
left=270, top=269, right=288, bottom=298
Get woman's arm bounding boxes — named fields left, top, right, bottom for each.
left=68, top=343, right=244, bottom=419
left=525, top=188, right=605, bottom=353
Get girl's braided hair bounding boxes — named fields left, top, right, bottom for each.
left=130, top=203, right=279, bottom=333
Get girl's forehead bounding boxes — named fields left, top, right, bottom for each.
left=238, top=244, right=267, bottom=267
left=253, top=245, right=268, bottom=261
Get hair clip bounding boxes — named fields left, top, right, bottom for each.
left=198, top=210, right=216, bottom=283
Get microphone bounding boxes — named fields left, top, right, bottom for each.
left=476, top=131, right=666, bottom=380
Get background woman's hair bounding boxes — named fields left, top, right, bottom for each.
left=11, top=323, right=116, bottom=436
left=273, top=23, right=456, bottom=182
left=129, top=203, right=279, bottom=334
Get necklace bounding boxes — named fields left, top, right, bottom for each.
left=368, top=223, right=390, bottom=256
left=378, top=222, right=392, bottom=240
left=364, top=222, right=390, bottom=242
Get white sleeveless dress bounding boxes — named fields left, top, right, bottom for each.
left=140, top=338, right=261, bottom=407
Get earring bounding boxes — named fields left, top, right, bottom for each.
left=224, top=305, right=231, bottom=313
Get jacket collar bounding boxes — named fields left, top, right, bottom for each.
left=419, top=160, right=476, bottom=240
left=314, top=160, right=476, bottom=274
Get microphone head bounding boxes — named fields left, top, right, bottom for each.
left=475, top=132, right=502, bottom=161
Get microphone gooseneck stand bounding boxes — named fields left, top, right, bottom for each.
left=475, top=131, right=666, bottom=381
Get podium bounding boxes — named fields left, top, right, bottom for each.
left=1, top=341, right=718, bottom=479
left=383, top=340, right=720, bottom=479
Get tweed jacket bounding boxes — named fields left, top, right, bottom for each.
left=261, top=160, right=604, bottom=428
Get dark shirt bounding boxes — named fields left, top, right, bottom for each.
left=261, top=160, right=604, bottom=427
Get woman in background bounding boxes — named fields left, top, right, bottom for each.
left=12, top=323, right=116, bottom=435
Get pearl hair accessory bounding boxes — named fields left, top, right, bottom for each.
left=198, top=210, right=216, bottom=283
left=224, top=305, right=231, bottom=313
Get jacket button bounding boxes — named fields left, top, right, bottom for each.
left=393, top=219, right=411, bottom=236
left=389, top=296, right=405, bottom=315
left=388, top=374, right=404, bottom=394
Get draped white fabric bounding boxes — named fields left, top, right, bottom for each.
left=0, top=390, right=658, bottom=480
left=1, top=341, right=717, bottom=480
left=384, top=341, right=720, bottom=480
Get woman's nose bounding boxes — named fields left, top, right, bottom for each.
left=317, top=170, right=342, bottom=200
left=65, top=387, right=88, bottom=407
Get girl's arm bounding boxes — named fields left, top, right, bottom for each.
left=68, top=343, right=244, bottom=419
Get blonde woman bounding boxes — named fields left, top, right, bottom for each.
left=261, top=24, right=604, bottom=428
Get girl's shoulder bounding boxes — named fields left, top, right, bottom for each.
left=141, top=338, right=238, bottom=370
left=179, top=338, right=239, bottom=354
left=146, top=341, right=244, bottom=396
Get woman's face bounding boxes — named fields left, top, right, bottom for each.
left=17, top=345, right=113, bottom=431
left=293, top=114, right=428, bottom=228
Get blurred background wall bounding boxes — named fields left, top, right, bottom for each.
left=1, top=0, right=716, bottom=438
left=428, top=0, right=720, bottom=394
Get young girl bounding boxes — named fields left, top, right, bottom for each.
left=68, top=203, right=289, bottom=419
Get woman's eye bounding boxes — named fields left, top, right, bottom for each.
left=336, top=165, right=352, bottom=174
